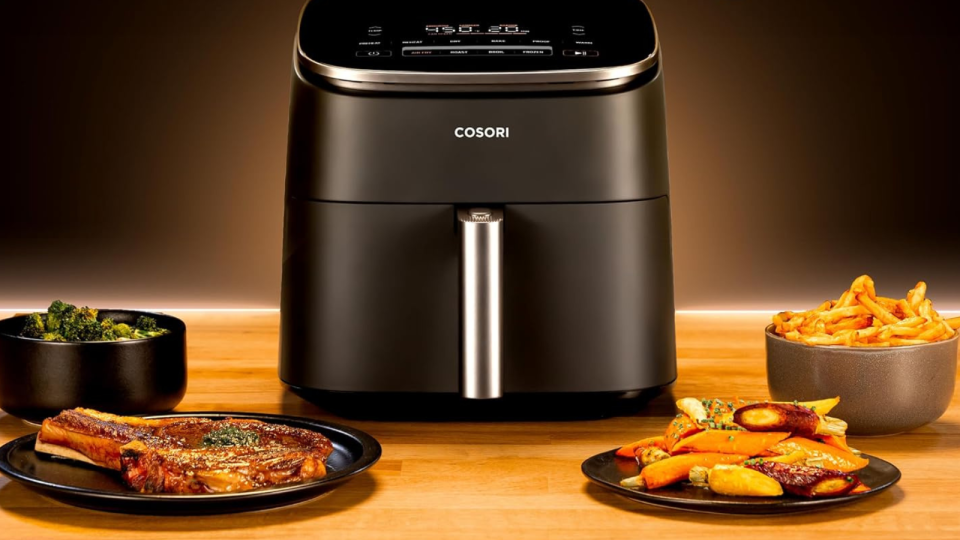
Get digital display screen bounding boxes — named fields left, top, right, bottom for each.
left=424, top=24, right=531, bottom=36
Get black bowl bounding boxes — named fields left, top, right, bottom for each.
left=0, top=310, right=187, bottom=424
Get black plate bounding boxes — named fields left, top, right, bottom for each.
left=0, top=412, right=381, bottom=515
left=582, top=449, right=900, bottom=515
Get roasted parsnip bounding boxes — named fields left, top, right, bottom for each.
left=690, top=464, right=784, bottom=497
left=639, top=447, right=670, bottom=467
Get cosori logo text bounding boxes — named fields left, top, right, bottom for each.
left=454, top=127, right=510, bottom=138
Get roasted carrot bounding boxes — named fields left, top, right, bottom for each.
left=671, top=431, right=790, bottom=456
left=615, top=436, right=666, bottom=458
left=664, top=414, right=702, bottom=453
left=768, top=437, right=869, bottom=472
left=814, top=434, right=853, bottom=454
left=640, top=453, right=749, bottom=490
left=851, top=483, right=871, bottom=494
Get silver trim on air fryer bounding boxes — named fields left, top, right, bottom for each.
left=294, top=5, right=660, bottom=90
left=459, top=208, right=503, bottom=399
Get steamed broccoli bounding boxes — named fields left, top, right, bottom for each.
left=60, top=306, right=102, bottom=341
left=45, top=300, right=75, bottom=333
left=133, top=315, right=169, bottom=338
left=113, top=323, right=134, bottom=339
left=135, top=316, right=158, bottom=332
left=19, top=302, right=169, bottom=342
left=99, top=318, right=118, bottom=341
left=21, top=313, right=46, bottom=338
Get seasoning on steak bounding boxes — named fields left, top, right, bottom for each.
left=36, top=408, right=334, bottom=494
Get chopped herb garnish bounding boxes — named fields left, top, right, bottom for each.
left=728, top=435, right=734, bottom=441
left=201, top=426, right=260, bottom=448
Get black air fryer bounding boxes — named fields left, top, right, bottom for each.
left=280, top=0, right=676, bottom=418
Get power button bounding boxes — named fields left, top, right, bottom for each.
left=356, top=50, right=392, bottom=57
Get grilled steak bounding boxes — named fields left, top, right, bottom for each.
left=37, top=408, right=334, bottom=494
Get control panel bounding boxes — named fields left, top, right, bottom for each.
left=298, top=1, right=657, bottom=74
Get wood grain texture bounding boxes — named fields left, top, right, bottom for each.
left=0, top=312, right=958, bottom=539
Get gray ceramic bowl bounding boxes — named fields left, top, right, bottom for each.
left=765, top=324, right=958, bottom=436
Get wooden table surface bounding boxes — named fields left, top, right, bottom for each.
left=1, top=312, right=958, bottom=539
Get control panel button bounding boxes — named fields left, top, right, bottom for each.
left=356, top=50, right=392, bottom=57
left=403, top=46, right=553, bottom=57
left=562, top=49, right=599, bottom=57
left=570, top=24, right=587, bottom=36
left=443, top=37, right=476, bottom=45
left=367, top=25, right=383, bottom=36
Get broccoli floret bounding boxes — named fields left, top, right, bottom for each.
left=99, top=318, right=118, bottom=341
left=114, top=323, right=134, bottom=339
left=135, top=316, right=158, bottom=332
left=21, top=313, right=46, bottom=338
left=61, top=306, right=102, bottom=341
left=131, top=316, right=170, bottom=339
left=42, top=332, right=65, bottom=342
left=45, top=300, right=76, bottom=333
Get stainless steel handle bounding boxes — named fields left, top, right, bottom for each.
left=458, top=207, right=503, bottom=399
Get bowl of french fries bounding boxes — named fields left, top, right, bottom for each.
left=766, top=275, right=959, bottom=435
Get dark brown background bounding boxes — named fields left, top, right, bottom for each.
left=1, top=1, right=958, bottom=310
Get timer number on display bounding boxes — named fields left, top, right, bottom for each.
left=424, top=24, right=528, bottom=35
left=488, top=25, right=524, bottom=33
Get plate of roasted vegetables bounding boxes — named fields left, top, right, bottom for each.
left=582, top=397, right=901, bottom=514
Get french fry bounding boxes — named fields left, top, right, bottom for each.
left=894, top=317, right=927, bottom=328
left=856, top=293, right=901, bottom=325
left=907, top=281, right=927, bottom=313
left=826, top=316, right=873, bottom=333
left=850, top=275, right=877, bottom=300
left=897, top=299, right=917, bottom=319
left=941, top=321, right=956, bottom=339
left=888, top=338, right=930, bottom=346
left=916, top=323, right=946, bottom=341
left=947, top=317, right=960, bottom=330
left=876, top=297, right=900, bottom=312
left=851, top=341, right=891, bottom=348
left=835, top=290, right=857, bottom=309
left=799, top=333, right=848, bottom=346
left=820, top=306, right=869, bottom=323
